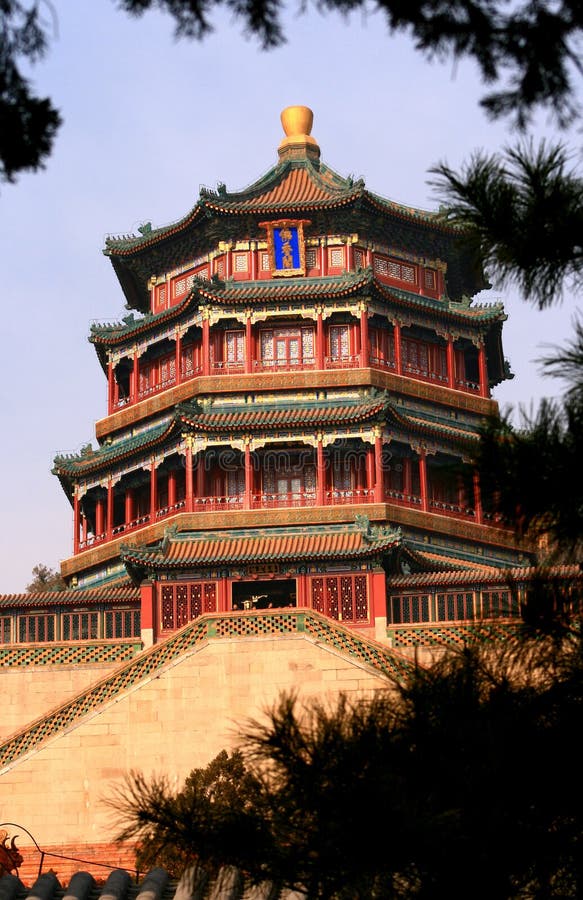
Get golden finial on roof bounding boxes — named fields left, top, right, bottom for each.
left=278, top=106, right=320, bottom=160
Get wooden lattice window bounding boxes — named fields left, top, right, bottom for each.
left=306, top=248, right=318, bottom=270
left=480, top=590, right=517, bottom=619
left=160, top=582, right=217, bottom=630
left=310, top=575, right=368, bottom=622
left=329, top=325, right=350, bottom=360
left=160, top=353, right=176, bottom=388
left=424, top=268, right=437, bottom=291
left=0, top=616, right=11, bottom=643
left=62, top=611, right=99, bottom=641
left=436, top=592, right=475, bottom=622
left=173, top=272, right=197, bottom=299
left=181, top=342, right=199, bottom=378
left=225, top=331, right=245, bottom=363
left=390, top=593, right=431, bottom=624
left=402, top=338, right=447, bottom=380
left=18, top=614, right=55, bottom=643
left=105, top=609, right=141, bottom=638
left=328, top=247, right=344, bottom=268
left=260, top=327, right=315, bottom=367
left=155, top=284, right=167, bottom=310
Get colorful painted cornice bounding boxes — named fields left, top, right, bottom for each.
left=120, top=518, right=402, bottom=575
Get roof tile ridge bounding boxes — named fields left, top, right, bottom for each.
left=53, top=419, right=176, bottom=473
left=89, top=294, right=194, bottom=343
left=200, top=160, right=290, bottom=202
left=103, top=201, right=203, bottom=253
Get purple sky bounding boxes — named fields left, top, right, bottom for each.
left=0, top=2, right=579, bottom=592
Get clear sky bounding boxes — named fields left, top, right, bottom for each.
left=0, top=1, right=579, bottom=593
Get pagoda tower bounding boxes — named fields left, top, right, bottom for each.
left=6, top=106, right=526, bottom=654
left=0, top=108, right=542, bottom=875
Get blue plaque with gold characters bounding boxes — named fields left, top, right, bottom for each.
left=259, top=219, right=310, bottom=277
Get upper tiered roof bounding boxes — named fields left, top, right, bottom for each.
left=103, top=107, right=486, bottom=311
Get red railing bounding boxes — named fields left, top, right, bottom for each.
left=326, top=489, right=374, bottom=504
left=109, top=354, right=482, bottom=413
left=75, top=488, right=493, bottom=556
left=252, top=491, right=316, bottom=509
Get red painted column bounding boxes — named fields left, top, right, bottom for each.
left=149, top=461, right=157, bottom=521
left=185, top=442, right=194, bottom=511
left=366, top=443, right=375, bottom=495
left=316, top=437, right=325, bottom=506
left=106, top=480, right=113, bottom=541
left=107, top=361, right=115, bottom=414
left=73, top=490, right=80, bottom=555
left=419, top=451, right=428, bottom=512
left=244, top=443, right=252, bottom=510
left=403, top=457, right=412, bottom=498
left=202, top=314, right=210, bottom=376
left=447, top=336, right=456, bottom=389
left=226, top=244, right=233, bottom=280
left=132, top=351, right=139, bottom=404
left=320, top=239, right=327, bottom=276
left=370, top=570, right=387, bottom=621
left=374, top=432, right=384, bottom=503
left=346, top=239, right=354, bottom=272
left=81, top=513, right=88, bottom=547
left=95, top=496, right=105, bottom=538
left=250, top=241, right=257, bottom=280
left=473, top=470, right=483, bottom=524
left=175, top=332, right=182, bottom=386
left=360, top=304, right=370, bottom=368
left=168, top=471, right=177, bottom=509
left=140, top=580, right=156, bottom=647
left=124, top=488, right=134, bottom=525
left=245, top=314, right=253, bottom=374
left=196, top=452, right=205, bottom=501
left=316, top=308, right=325, bottom=369
left=393, top=322, right=403, bottom=375
left=478, top=342, right=489, bottom=398
left=418, top=265, right=426, bottom=296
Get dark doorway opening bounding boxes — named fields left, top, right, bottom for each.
left=232, top=579, right=297, bottom=610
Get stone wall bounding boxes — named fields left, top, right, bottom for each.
left=1, top=632, right=390, bottom=882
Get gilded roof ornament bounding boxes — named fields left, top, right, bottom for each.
left=278, top=105, right=320, bottom=160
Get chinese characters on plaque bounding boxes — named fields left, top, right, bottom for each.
left=260, top=219, right=310, bottom=277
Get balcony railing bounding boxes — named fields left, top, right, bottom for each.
left=252, top=491, right=316, bottom=509
left=326, top=489, right=374, bottom=504
left=109, top=353, right=483, bottom=413
left=74, top=486, right=493, bottom=555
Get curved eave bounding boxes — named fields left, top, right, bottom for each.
left=89, top=290, right=199, bottom=370
left=176, top=397, right=479, bottom=448
left=372, top=281, right=506, bottom=327
left=0, top=584, right=139, bottom=610
left=385, top=405, right=479, bottom=447
left=389, top=564, right=582, bottom=590
left=177, top=397, right=388, bottom=433
left=194, top=270, right=505, bottom=329
left=53, top=418, right=179, bottom=481
left=120, top=527, right=401, bottom=573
